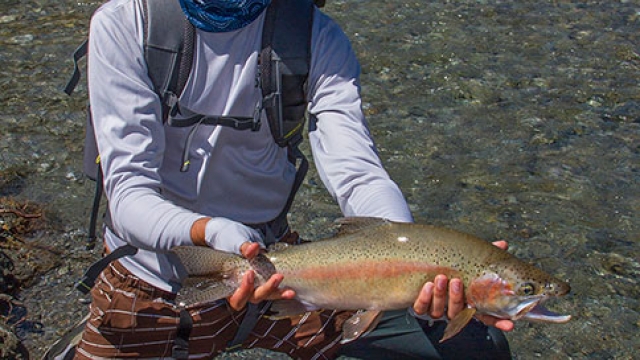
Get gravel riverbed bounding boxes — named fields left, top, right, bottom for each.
left=1, top=1, right=638, bottom=359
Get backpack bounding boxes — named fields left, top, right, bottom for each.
left=64, top=0, right=323, bottom=250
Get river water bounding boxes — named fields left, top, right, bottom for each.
left=1, top=0, right=639, bottom=359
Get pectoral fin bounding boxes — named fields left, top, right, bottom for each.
left=440, top=307, right=476, bottom=343
left=177, top=277, right=235, bottom=307
left=265, top=299, right=319, bottom=319
left=340, top=310, right=384, bottom=344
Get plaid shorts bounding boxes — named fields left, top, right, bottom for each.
left=75, top=260, right=353, bottom=359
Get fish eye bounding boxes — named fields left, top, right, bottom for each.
left=520, top=282, right=536, bottom=296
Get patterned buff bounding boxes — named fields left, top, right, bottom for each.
left=178, top=0, right=272, bottom=32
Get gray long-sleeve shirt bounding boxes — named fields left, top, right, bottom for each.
left=89, top=0, right=412, bottom=292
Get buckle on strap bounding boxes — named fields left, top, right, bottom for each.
left=172, top=345, right=189, bottom=360
left=172, top=308, right=193, bottom=359
left=166, top=92, right=180, bottom=118
left=252, top=99, right=263, bottom=131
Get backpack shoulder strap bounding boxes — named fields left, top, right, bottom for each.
left=255, top=0, right=314, bottom=248
left=142, top=0, right=195, bottom=122
left=260, top=0, right=314, bottom=148
left=64, top=0, right=195, bottom=121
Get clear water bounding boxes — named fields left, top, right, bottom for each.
left=1, top=0, right=638, bottom=358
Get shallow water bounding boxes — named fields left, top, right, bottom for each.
left=1, top=0, right=639, bottom=359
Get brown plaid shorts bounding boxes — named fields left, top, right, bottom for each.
left=74, top=260, right=352, bottom=359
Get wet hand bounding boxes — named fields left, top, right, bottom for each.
left=412, top=240, right=515, bottom=332
left=227, top=242, right=296, bottom=311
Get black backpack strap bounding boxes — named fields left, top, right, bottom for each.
left=85, top=161, right=103, bottom=249
left=142, top=0, right=195, bottom=122
left=64, top=0, right=195, bottom=121
left=226, top=301, right=273, bottom=352
left=172, top=308, right=193, bottom=359
left=261, top=144, right=309, bottom=243
left=75, top=245, right=139, bottom=294
left=167, top=108, right=260, bottom=131
left=64, top=39, right=88, bottom=96
left=255, top=0, right=313, bottom=242
left=260, top=0, right=314, bottom=148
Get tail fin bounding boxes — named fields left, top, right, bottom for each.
left=171, top=246, right=239, bottom=306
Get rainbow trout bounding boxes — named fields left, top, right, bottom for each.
left=171, top=217, right=571, bottom=342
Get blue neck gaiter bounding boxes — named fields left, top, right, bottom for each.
left=178, top=0, right=271, bottom=33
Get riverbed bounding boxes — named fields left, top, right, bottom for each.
left=1, top=0, right=638, bottom=359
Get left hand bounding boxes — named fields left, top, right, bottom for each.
left=412, top=240, right=515, bottom=332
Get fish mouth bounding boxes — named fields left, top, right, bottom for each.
left=510, top=295, right=544, bottom=320
left=522, top=303, right=572, bottom=323
left=511, top=295, right=571, bottom=323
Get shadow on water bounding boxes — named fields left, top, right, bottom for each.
left=1, top=0, right=638, bottom=359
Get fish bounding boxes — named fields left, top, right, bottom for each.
left=171, top=217, right=571, bottom=343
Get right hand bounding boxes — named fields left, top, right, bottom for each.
left=227, top=242, right=296, bottom=311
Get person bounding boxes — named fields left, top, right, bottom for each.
left=75, top=0, right=514, bottom=358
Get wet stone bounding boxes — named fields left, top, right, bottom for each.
left=3, top=0, right=640, bottom=358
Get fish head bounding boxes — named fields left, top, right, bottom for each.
left=467, top=258, right=571, bottom=324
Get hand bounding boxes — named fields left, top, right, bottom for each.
left=227, top=242, right=296, bottom=311
left=203, top=217, right=265, bottom=255
left=412, top=240, right=515, bottom=332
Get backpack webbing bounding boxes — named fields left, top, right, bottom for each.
left=142, top=0, right=195, bottom=122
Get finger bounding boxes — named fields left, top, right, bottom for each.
left=413, top=282, right=435, bottom=315
left=475, top=314, right=515, bottom=332
left=447, top=278, right=465, bottom=319
left=263, top=286, right=297, bottom=302
left=493, top=319, right=515, bottom=332
left=431, top=275, right=448, bottom=319
left=492, top=240, right=508, bottom=251
left=240, top=242, right=261, bottom=259
left=250, top=274, right=284, bottom=303
left=250, top=274, right=297, bottom=302
left=278, top=288, right=296, bottom=300
left=227, top=270, right=255, bottom=311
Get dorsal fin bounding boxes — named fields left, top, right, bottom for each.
left=335, top=217, right=390, bottom=236
left=267, top=242, right=290, bottom=252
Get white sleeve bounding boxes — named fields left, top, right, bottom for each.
left=307, top=11, right=413, bottom=223
left=88, top=3, right=200, bottom=251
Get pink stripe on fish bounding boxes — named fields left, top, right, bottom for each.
left=284, top=260, right=458, bottom=281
